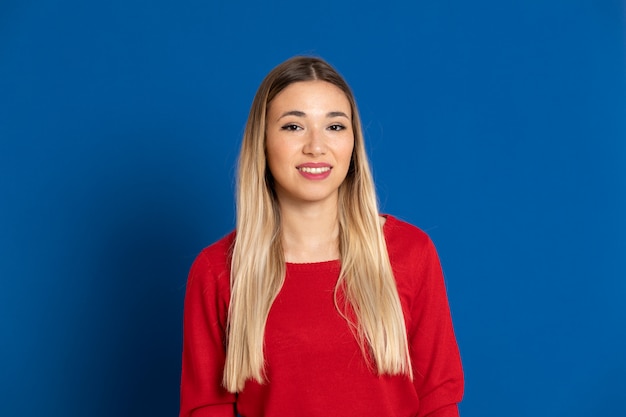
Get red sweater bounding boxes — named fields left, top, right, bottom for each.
left=180, top=215, right=464, bottom=417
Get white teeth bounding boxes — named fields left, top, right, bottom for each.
left=299, top=166, right=330, bottom=174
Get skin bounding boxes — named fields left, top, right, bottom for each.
left=265, top=80, right=355, bottom=262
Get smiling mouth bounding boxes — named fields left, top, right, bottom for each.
left=298, top=166, right=331, bottom=174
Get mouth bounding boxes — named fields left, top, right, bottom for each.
left=298, top=166, right=332, bottom=174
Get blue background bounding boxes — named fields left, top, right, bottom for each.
left=1, top=1, right=624, bottom=416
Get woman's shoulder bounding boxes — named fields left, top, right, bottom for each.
left=382, top=214, right=440, bottom=272
left=382, top=215, right=443, bottom=291
left=383, top=214, right=433, bottom=250
left=188, top=231, right=235, bottom=286
left=197, top=230, right=236, bottom=264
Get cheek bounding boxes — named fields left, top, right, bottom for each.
left=341, top=140, right=355, bottom=165
left=265, top=140, right=290, bottom=178
left=264, top=135, right=279, bottom=164
left=265, top=149, right=279, bottom=178
left=335, top=140, right=355, bottom=181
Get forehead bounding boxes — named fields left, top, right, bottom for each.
left=267, top=80, right=351, bottom=115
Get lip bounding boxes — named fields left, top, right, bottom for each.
left=296, top=162, right=332, bottom=180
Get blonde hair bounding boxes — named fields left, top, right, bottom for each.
left=224, top=56, right=412, bottom=392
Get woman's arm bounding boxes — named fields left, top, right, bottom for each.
left=407, top=237, right=464, bottom=417
left=179, top=249, right=236, bottom=417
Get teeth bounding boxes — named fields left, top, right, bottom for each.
left=299, top=166, right=330, bottom=174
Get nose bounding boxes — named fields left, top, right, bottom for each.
left=302, top=128, right=326, bottom=156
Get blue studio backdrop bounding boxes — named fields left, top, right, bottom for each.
left=1, top=1, right=624, bottom=416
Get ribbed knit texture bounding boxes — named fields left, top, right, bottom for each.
left=179, top=215, right=463, bottom=417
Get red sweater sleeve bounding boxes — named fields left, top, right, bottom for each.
left=407, top=237, right=464, bottom=417
left=179, top=241, right=236, bottom=417
left=385, top=217, right=463, bottom=417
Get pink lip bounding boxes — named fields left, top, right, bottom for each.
left=296, top=162, right=332, bottom=180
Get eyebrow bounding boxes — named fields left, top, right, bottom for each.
left=278, top=110, right=306, bottom=119
left=327, top=111, right=350, bottom=119
left=277, top=110, right=350, bottom=120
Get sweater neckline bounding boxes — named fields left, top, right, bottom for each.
left=285, top=259, right=341, bottom=273
left=284, top=215, right=393, bottom=269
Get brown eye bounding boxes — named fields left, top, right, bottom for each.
left=328, top=124, right=345, bottom=131
left=281, top=124, right=302, bottom=131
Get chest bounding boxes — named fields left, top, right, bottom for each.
left=263, top=264, right=362, bottom=369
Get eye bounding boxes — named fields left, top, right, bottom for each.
left=328, top=124, right=346, bottom=131
left=281, top=124, right=302, bottom=131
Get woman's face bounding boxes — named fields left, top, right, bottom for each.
left=265, top=80, right=354, bottom=208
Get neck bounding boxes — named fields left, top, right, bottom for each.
left=278, top=199, right=340, bottom=263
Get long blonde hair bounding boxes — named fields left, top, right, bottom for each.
left=224, top=56, right=412, bottom=392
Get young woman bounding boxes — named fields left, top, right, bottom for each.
left=179, top=56, right=464, bottom=417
